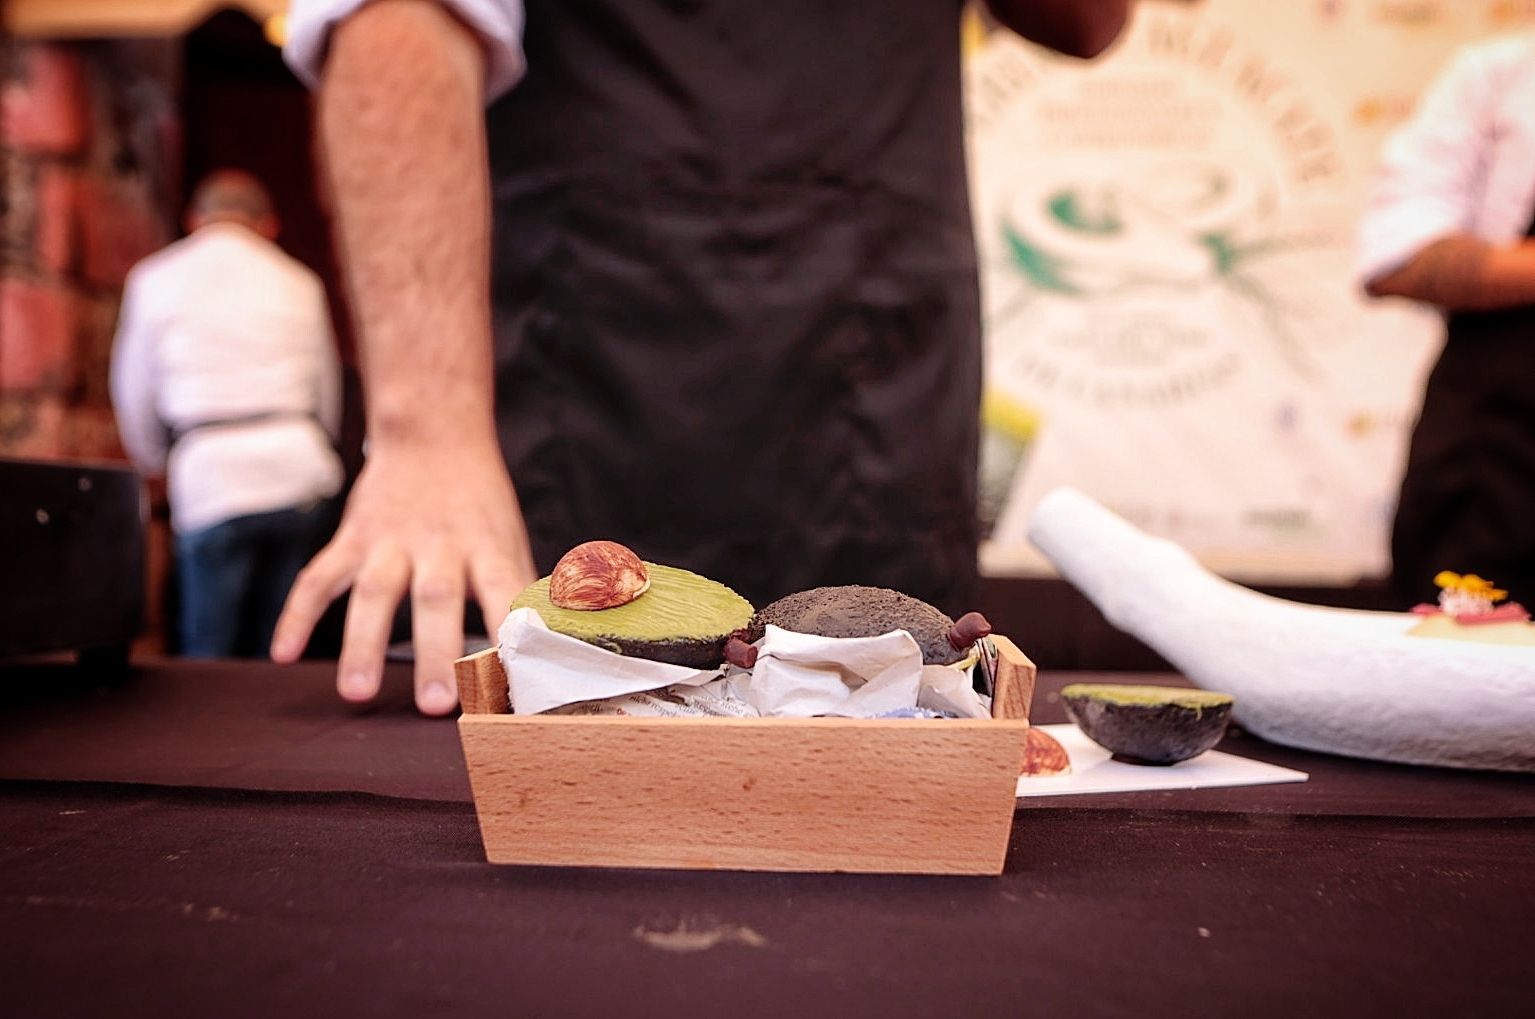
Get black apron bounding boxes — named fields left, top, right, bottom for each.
left=1390, top=210, right=1535, bottom=605
left=485, top=0, right=981, bottom=613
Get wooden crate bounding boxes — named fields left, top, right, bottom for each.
left=455, top=636, right=1037, bottom=875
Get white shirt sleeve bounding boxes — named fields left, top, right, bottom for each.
left=1356, top=46, right=1497, bottom=286
left=109, top=267, right=170, bottom=476
left=284, top=0, right=527, bottom=101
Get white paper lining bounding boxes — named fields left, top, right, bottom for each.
left=496, top=608, right=990, bottom=719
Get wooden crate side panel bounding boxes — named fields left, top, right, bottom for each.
left=459, top=715, right=1028, bottom=874
left=990, top=635, right=1037, bottom=722
left=455, top=647, right=507, bottom=715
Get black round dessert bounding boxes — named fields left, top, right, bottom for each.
left=1061, top=684, right=1235, bottom=766
left=748, top=585, right=969, bottom=665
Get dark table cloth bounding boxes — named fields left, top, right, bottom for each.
left=2, top=657, right=1531, bottom=1018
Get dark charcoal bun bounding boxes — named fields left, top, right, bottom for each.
left=748, top=585, right=965, bottom=665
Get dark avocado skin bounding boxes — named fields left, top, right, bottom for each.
left=583, top=632, right=734, bottom=669
left=1063, top=695, right=1233, bottom=765
left=747, top=585, right=963, bottom=665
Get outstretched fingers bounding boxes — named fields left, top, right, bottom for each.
left=271, top=541, right=357, bottom=664
left=336, top=546, right=411, bottom=703
left=410, top=554, right=468, bottom=715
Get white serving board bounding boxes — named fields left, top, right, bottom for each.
left=1015, top=724, right=1308, bottom=798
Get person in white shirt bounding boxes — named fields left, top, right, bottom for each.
left=1357, top=34, right=1535, bottom=608
left=111, top=170, right=344, bottom=657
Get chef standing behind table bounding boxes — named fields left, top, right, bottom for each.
left=270, top=0, right=1133, bottom=714
left=1357, top=33, right=1535, bottom=609
left=111, top=170, right=343, bottom=658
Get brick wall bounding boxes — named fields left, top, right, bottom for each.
left=1, top=40, right=179, bottom=461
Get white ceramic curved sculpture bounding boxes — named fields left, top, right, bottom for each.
left=1027, top=488, right=1535, bottom=772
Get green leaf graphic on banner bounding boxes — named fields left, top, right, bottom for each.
left=1002, top=221, right=1079, bottom=294
left=1200, top=232, right=1240, bottom=276
left=1048, top=189, right=1123, bottom=235
left=1201, top=232, right=1289, bottom=278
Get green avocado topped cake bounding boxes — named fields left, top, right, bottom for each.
left=1060, top=684, right=1234, bottom=765
left=510, top=540, right=753, bottom=668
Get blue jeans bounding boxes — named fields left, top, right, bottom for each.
left=177, top=503, right=330, bottom=658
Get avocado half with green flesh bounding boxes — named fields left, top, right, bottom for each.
left=1061, top=684, right=1234, bottom=765
left=511, top=562, right=753, bottom=669
left=746, top=585, right=991, bottom=666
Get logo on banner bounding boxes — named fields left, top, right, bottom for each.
left=993, top=163, right=1278, bottom=408
left=971, top=13, right=1343, bottom=413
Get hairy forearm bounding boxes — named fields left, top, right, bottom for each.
left=985, top=0, right=1131, bottom=59
left=319, top=0, right=495, bottom=447
left=1365, top=235, right=1535, bottom=311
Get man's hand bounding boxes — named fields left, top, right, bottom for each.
left=272, top=433, right=535, bottom=714
left=273, top=1, right=524, bottom=713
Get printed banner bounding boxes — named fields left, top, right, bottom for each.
left=968, top=0, right=1535, bottom=581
